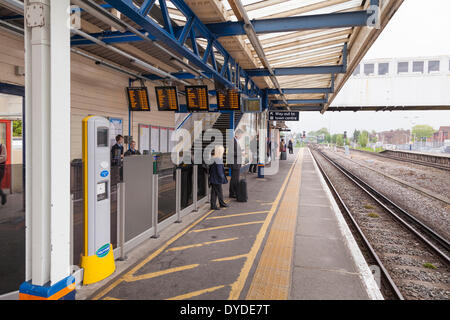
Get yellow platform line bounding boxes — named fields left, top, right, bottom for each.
left=206, top=211, right=269, bottom=220
left=124, top=264, right=200, bottom=282
left=212, top=254, right=248, bottom=262
left=103, top=296, right=121, bottom=300
left=167, top=237, right=239, bottom=252
left=246, top=149, right=303, bottom=300
left=166, top=285, right=226, bottom=300
left=91, top=206, right=219, bottom=300
left=228, top=149, right=303, bottom=300
left=190, top=220, right=265, bottom=233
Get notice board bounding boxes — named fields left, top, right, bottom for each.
left=139, top=124, right=150, bottom=153
left=160, top=127, right=168, bottom=153
left=150, top=126, right=159, bottom=152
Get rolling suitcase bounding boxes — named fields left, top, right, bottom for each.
left=281, top=151, right=287, bottom=160
left=236, top=179, right=248, bottom=202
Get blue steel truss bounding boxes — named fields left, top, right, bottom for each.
left=103, top=0, right=261, bottom=97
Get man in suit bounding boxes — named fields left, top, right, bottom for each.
left=229, top=129, right=243, bottom=198
left=124, top=140, right=141, bottom=156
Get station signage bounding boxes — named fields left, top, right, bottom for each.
left=216, top=89, right=240, bottom=111
left=126, top=87, right=150, bottom=111
left=155, top=86, right=179, bottom=111
left=269, top=111, right=299, bottom=121
left=242, top=98, right=262, bottom=113
left=185, top=85, right=209, bottom=112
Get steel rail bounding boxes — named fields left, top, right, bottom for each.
left=347, top=147, right=450, bottom=172
left=314, top=147, right=450, bottom=263
left=310, top=148, right=404, bottom=300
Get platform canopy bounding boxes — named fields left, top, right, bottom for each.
left=0, top=0, right=404, bottom=112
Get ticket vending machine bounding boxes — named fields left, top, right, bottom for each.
left=80, top=116, right=115, bottom=285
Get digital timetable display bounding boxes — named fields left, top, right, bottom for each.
left=243, top=98, right=262, bottom=113
left=185, top=85, right=209, bottom=112
left=216, top=89, right=240, bottom=111
left=126, top=87, right=150, bottom=111
left=155, top=86, right=179, bottom=111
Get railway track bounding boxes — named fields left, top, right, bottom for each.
left=310, top=147, right=450, bottom=300
left=344, top=147, right=450, bottom=172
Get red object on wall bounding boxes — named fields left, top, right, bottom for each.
left=0, top=119, right=12, bottom=189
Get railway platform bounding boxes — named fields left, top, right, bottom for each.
left=77, top=148, right=381, bottom=300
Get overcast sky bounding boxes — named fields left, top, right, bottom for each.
left=289, top=0, right=450, bottom=135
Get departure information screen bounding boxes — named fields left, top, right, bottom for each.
left=216, top=89, right=240, bottom=111
left=243, top=98, right=261, bottom=112
left=127, top=87, right=150, bottom=111
left=185, top=85, right=209, bottom=112
left=155, top=86, right=179, bottom=111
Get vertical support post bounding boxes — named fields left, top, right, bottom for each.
left=175, top=168, right=182, bottom=222
left=117, top=182, right=126, bottom=261
left=21, top=0, right=74, bottom=299
left=151, top=174, right=159, bottom=238
left=229, top=111, right=235, bottom=177
left=70, top=194, right=74, bottom=267
left=193, top=165, right=198, bottom=212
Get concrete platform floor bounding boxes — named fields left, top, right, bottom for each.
left=78, top=148, right=381, bottom=300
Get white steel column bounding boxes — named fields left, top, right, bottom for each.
left=24, top=0, right=71, bottom=286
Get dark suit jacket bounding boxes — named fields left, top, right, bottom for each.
left=232, top=138, right=242, bottom=169
left=209, top=158, right=228, bottom=185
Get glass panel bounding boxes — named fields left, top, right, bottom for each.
left=197, top=164, right=207, bottom=199
left=398, top=62, right=409, bottom=73
left=0, top=163, right=25, bottom=295
left=179, top=165, right=193, bottom=211
left=364, top=63, right=374, bottom=75
left=0, top=94, right=24, bottom=295
left=378, top=63, right=389, bottom=75
left=158, top=169, right=176, bottom=221
left=428, top=60, right=440, bottom=72
left=413, top=61, right=424, bottom=73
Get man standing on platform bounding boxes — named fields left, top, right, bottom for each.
left=229, top=129, right=243, bottom=198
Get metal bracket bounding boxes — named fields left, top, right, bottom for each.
left=25, top=3, right=45, bottom=28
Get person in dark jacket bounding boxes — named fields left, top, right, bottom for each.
left=124, top=140, right=141, bottom=156
left=248, top=134, right=258, bottom=174
left=229, top=129, right=243, bottom=198
left=209, top=145, right=228, bottom=210
left=111, top=135, right=124, bottom=166
left=288, top=139, right=294, bottom=154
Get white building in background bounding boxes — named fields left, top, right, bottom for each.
left=332, top=55, right=450, bottom=108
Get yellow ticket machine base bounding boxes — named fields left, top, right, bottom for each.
left=80, top=244, right=115, bottom=285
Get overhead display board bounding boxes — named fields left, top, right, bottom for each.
left=155, top=86, right=179, bottom=111
left=126, top=87, right=150, bottom=111
left=185, top=85, right=209, bottom=112
left=216, top=89, right=240, bottom=111
left=269, top=111, right=299, bottom=121
left=242, top=98, right=262, bottom=113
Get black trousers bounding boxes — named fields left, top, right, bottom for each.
left=211, top=183, right=226, bottom=207
left=229, top=165, right=241, bottom=197
left=0, top=165, right=5, bottom=196
left=249, top=163, right=257, bottom=173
